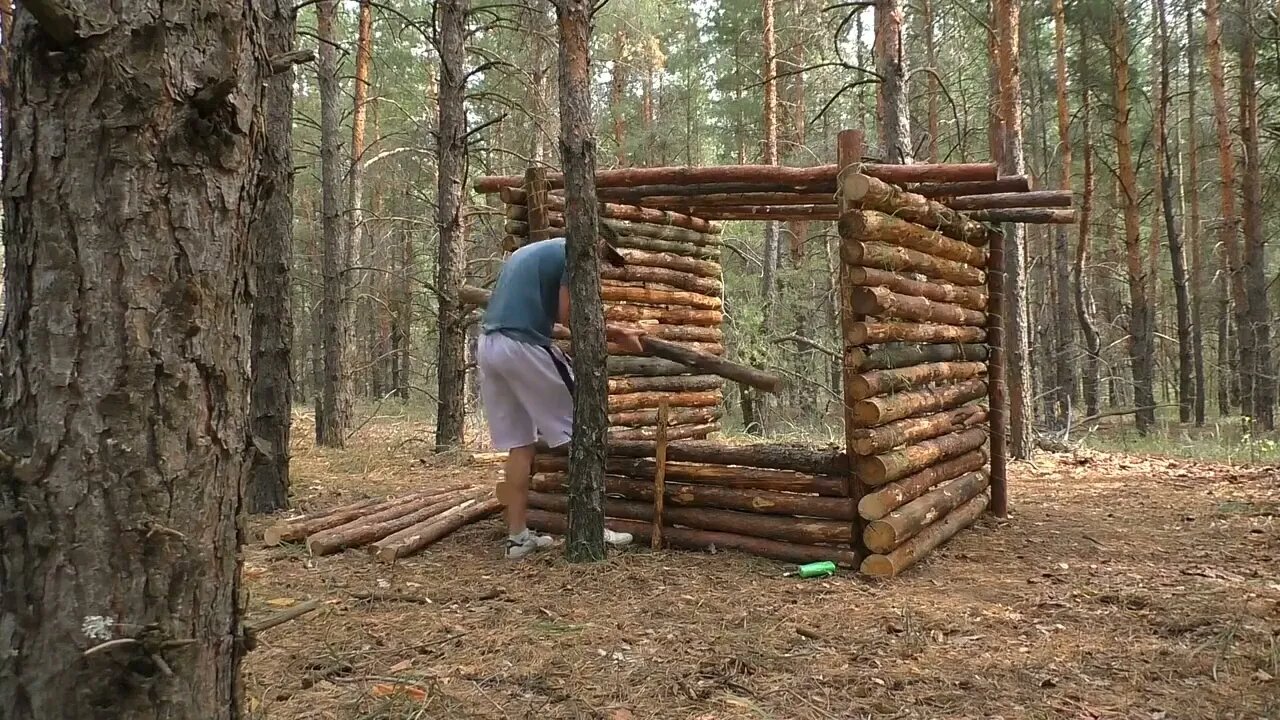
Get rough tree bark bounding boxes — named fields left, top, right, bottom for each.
left=1050, top=0, right=1076, bottom=427
left=1075, top=41, right=1101, bottom=419
left=752, top=0, right=781, bottom=435
left=1238, top=0, right=1272, bottom=428
left=349, top=0, right=373, bottom=397
left=317, top=0, right=351, bottom=447
left=247, top=0, right=300, bottom=514
left=435, top=0, right=470, bottom=450
left=556, top=0, right=607, bottom=562
left=874, top=0, right=912, bottom=162
left=922, top=0, right=939, bottom=161
left=0, top=4, right=269, bottom=717
left=610, top=29, right=628, bottom=165
left=1184, top=0, right=1206, bottom=426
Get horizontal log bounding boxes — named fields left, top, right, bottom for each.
left=860, top=493, right=988, bottom=578
left=847, top=266, right=988, bottom=311
left=306, top=489, right=477, bottom=556
left=946, top=190, right=1073, bottom=210
left=579, top=439, right=849, bottom=475
left=506, top=213, right=722, bottom=250
left=849, top=286, right=987, bottom=326
left=608, top=356, right=696, bottom=376
left=864, top=471, right=990, bottom=552
left=601, top=264, right=722, bottom=296
left=371, top=497, right=503, bottom=563
left=850, top=342, right=989, bottom=371
left=850, top=404, right=988, bottom=455
left=607, top=305, right=723, bottom=326
left=599, top=181, right=838, bottom=198
left=608, top=374, right=723, bottom=394
left=609, top=405, right=723, bottom=427
left=843, top=239, right=986, bottom=287
left=502, top=188, right=721, bottom=234
left=964, top=208, right=1077, bottom=223
left=609, top=389, right=721, bottom=412
left=840, top=171, right=988, bottom=245
left=556, top=338, right=724, bottom=358
left=849, top=321, right=987, bottom=345
left=554, top=323, right=723, bottom=344
left=600, top=285, right=723, bottom=310
left=639, top=192, right=834, bottom=207
left=610, top=231, right=721, bottom=259
left=615, top=248, right=722, bottom=278
left=854, top=427, right=989, bottom=486
left=526, top=509, right=862, bottom=566
left=609, top=423, right=719, bottom=441
left=858, top=450, right=989, bottom=520
left=850, top=362, right=988, bottom=401
left=679, top=205, right=840, bottom=221
left=640, top=336, right=782, bottom=393
left=908, top=176, right=1031, bottom=197
left=853, top=378, right=989, bottom=426
left=535, top=454, right=846, bottom=495
left=838, top=210, right=987, bottom=267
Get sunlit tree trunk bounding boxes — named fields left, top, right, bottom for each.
left=1238, top=0, right=1272, bottom=428
left=875, top=0, right=912, bottom=162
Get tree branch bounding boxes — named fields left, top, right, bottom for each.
left=271, top=49, right=316, bottom=74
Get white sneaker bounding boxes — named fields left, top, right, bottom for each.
left=505, top=531, right=555, bottom=559
left=604, top=528, right=633, bottom=547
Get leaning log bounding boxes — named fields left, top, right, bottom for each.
left=858, top=450, right=989, bottom=520
left=840, top=172, right=988, bottom=245
left=842, top=240, right=986, bottom=287
left=526, top=509, right=862, bottom=567
left=371, top=497, right=504, bottom=563
left=608, top=374, right=723, bottom=394
left=849, top=286, right=987, bottom=326
left=850, top=342, right=989, bottom=372
left=607, top=305, right=723, bottom=326
left=609, top=406, right=722, bottom=428
left=852, top=378, right=989, bottom=426
left=848, top=321, right=986, bottom=346
left=838, top=210, right=988, bottom=267
left=847, top=266, right=988, bottom=311
left=849, top=404, right=988, bottom=455
left=863, top=471, right=990, bottom=552
left=908, top=176, right=1031, bottom=197
left=860, top=493, right=988, bottom=578
left=640, top=336, right=782, bottom=393
left=576, top=439, right=849, bottom=475
left=607, top=356, right=696, bottom=376
left=849, top=362, right=988, bottom=400
left=600, top=264, right=722, bottom=296
left=854, top=428, right=989, bottom=486
left=946, top=190, right=1073, bottom=210
left=599, top=285, right=723, bottom=310
left=609, top=423, right=720, bottom=441
left=534, top=454, right=846, bottom=495
left=963, top=208, right=1077, bottom=224
left=617, top=248, right=722, bottom=278
left=527, top=492, right=851, bottom=544
left=531, top=473, right=856, bottom=520
left=306, top=489, right=477, bottom=556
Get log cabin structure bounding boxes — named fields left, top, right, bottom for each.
left=470, top=129, right=1073, bottom=577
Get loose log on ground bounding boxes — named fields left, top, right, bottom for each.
left=840, top=172, right=988, bottom=245
left=849, top=362, right=988, bottom=401
left=262, top=497, right=382, bottom=545
left=535, top=454, right=846, bottom=495
left=945, top=190, right=1072, bottom=210
left=859, top=449, right=989, bottom=520
left=852, top=378, right=989, bottom=426
left=909, top=176, right=1031, bottom=197
left=854, top=428, right=989, bottom=486
left=609, top=406, right=722, bottom=428
left=850, top=342, right=988, bottom=371
left=849, top=287, right=987, bottom=326
left=608, top=356, right=696, bottom=376
left=964, top=208, right=1077, bottom=224
left=842, top=239, right=986, bottom=287
left=600, top=285, right=723, bottom=310
left=616, top=248, right=722, bottom=278
left=263, top=490, right=456, bottom=546
left=863, top=472, right=990, bottom=552
left=640, top=336, right=781, bottom=393
left=371, top=497, right=503, bottom=563
left=571, top=439, right=848, bottom=475
left=838, top=210, right=987, bottom=267
left=532, top=473, right=856, bottom=519
left=610, top=423, right=720, bottom=441
left=847, top=267, right=987, bottom=311
left=860, top=493, right=989, bottom=578
left=306, top=489, right=477, bottom=555
left=526, top=509, right=862, bottom=567
left=609, top=389, right=721, bottom=412
left=608, top=374, right=723, bottom=394
left=601, top=264, right=722, bottom=296
left=848, top=321, right=986, bottom=346
left=850, top=405, right=988, bottom=455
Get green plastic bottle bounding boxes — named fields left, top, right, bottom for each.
left=797, top=561, right=836, bottom=578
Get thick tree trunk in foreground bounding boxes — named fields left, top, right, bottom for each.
left=0, top=5, right=269, bottom=717
left=557, top=0, right=607, bottom=562
left=435, top=0, right=470, bottom=450
left=247, top=0, right=300, bottom=514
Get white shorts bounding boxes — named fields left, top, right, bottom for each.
left=478, top=332, right=575, bottom=450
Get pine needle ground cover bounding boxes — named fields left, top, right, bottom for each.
left=243, top=416, right=1279, bottom=719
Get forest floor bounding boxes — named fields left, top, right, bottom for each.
left=243, top=416, right=1279, bottom=720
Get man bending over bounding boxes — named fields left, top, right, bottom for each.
left=479, top=232, right=645, bottom=559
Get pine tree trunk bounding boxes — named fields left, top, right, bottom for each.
left=753, top=0, right=781, bottom=434
left=1050, top=0, right=1076, bottom=427
left=610, top=30, right=628, bottom=165
left=1110, top=8, right=1157, bottom=433
left=1238, top=0, right=1272, bottom=428
left=317, top=0, right=351, bottom=447
left=349, top=0, right=373, bottom=398
left=874, top=0, right=912, bottom=162
left=922, top=0, right=939, bottom=161
left=523, top=0, right=552, bottom=163
left=247, top=0, right=299, bottom=514
left=0, top=5, right=269, bottom=716
left=557, top=0, right=607, bottom=562
left=1184, top=0, right=1207, bottom=425
left=435, top=0, right=469, bottom=450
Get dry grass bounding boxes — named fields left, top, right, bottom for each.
left=244, top=416, right=1280, bottom=719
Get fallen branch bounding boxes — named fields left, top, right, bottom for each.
left=243, top=599, right=320, bottom=650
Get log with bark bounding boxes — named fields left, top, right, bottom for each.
left=848, top=321, right=987, bottom=345
left=609, top=423, right=720, bottom=441
left=946, top=190, right=1073, bottom=210
left=849, top=362, right=988, bottom=400
left=609, top=406, right=723, bottom=428
left=838, top=210, right=988, bottom=267
left=608, top=356, right=698, bottom=376
left=683, top=205, right=840, bottom=221
left=562, top=439, right=849, bottom=475
left=263, top=488, right=464, bottom=545
left=849, top=404, right=988, bottom=455
left=554, top=323, right=723, bottom=344
left=599, top=181, right=838, bottom=198
left=534, top=454, right=846, bottom=495
left=305, top=489, right=479, bottom=555
left=852, top=378, right=989, bottom=426
left=609, top=389, right=721, bottom=412
left=640, top=192, right=834, bottom=207
left=598, top=285, right=723, bottom=310
left=860, top=493, right=988, bottom=577
left=839, top=172, right=988, bottom=245
left=606, top=304, right=723, bottom=326
left=842, top=240, right=986, bottom=287
left=850, top=342, right=988, bottom=371
left=600, top=264, right=722, bottom=296
left=859, top=450, right=988, bottom=520
left=847, top=266, right=988, bottom=310
left=370, top=497, right=503, bottom=563
left=963, top=208, right=1076, bottom=223
left=608, top=374, right=724, bottom=394
left=531, top=473, right=856, bottom=519
left=909, top=176, right=1031, bottom=197
left=849, top=286, right=987, bottom=326
left=557, top=339, right=725, bottom=358
left=526, top=509, right=862, bottom=566
left=640, top=336, right=782, bottom=393
left=854, top=427, right=989, bottom=486
left=505, top=212, right=721, bottom=249
left=616, top=248, right=722, bottom=278
left=610, top=231, right=721, bottom=259
left=863, top=471, right=990, bottom=552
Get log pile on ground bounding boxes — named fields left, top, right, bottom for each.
left=263, top=485, right=500, bottom=563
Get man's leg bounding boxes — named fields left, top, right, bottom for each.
left=501, top=443, right=536, bottom=535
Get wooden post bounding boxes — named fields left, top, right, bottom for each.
left=836, top=129, right=870, bottom=557
left=652, top=402, right=669, bottom=549
left=986, top=227, right=1009, bottom=517
left=524, top=166, right=552, bottom=243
